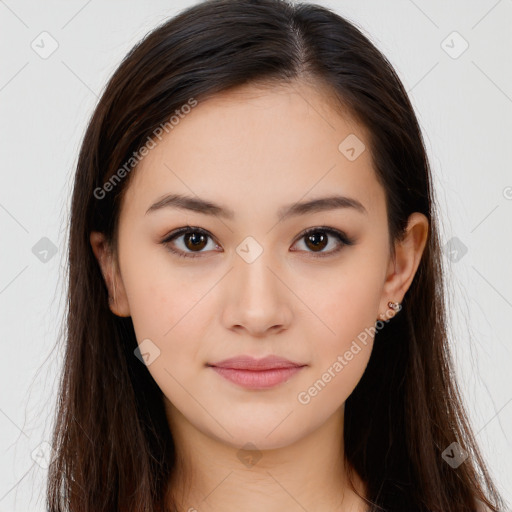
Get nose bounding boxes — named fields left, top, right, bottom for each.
left=221, top=251, right=293, bottom=338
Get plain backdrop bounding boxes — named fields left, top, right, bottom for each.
left=1, top=0, right=511, bottom=510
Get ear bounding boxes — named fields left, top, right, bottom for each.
left=90, top=231, right=131, bottom=317
left=377, top=212, right=429, bottom=320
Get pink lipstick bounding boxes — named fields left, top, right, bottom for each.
left=207, top=355, right=306, bottom=390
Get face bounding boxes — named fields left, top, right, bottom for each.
left=91, top=80, right=425, bottom=451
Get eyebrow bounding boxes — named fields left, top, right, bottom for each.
left=145, top=193, right=367, bottom=220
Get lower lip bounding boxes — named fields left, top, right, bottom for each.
left=210, top=366, right=304, bottom=389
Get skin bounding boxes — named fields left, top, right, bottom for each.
left=91, top=80, right=429, bottom=512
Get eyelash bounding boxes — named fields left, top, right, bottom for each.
left=161, top=226, right=355, bottom=260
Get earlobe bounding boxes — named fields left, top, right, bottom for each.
left=89, top=231, right=131, bottom=317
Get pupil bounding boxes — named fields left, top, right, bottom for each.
left=186, top=232, right=207, bottom=250
left=306, top=232, right=327, bottom=251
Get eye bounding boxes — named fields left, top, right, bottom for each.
left=161, top=226, right=355, bottom=259
left=290, top=227, right=355, bottom=258
left=161, top=226, right=220, bottom=259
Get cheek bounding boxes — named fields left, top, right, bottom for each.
left=296, top=288, right=376, bottom=412
left=307, top=263, right=382, bottom=349
left=123, top=256, right=211, bottom=402
left=121, top=242, right=203, bottom=336
left=297, top=259, right=383, bottom=401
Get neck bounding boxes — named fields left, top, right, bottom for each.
left=165, top=401, right=367, bottom=512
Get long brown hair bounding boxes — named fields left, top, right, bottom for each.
left=47, top=0, right=506, bottom=510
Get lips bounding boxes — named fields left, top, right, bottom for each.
left=207, top=355, right=307, bottom=390
left=207, top=355, right=305, bottom=371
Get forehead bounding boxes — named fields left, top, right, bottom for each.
left=120, top=81, right=385, bottom=221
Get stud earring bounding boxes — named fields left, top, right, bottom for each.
left=377, top=301, right=402, bottom=321
left=387, top=301, right=401, bottom=313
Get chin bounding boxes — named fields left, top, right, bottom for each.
left=206, top=420, right=308, bottom=452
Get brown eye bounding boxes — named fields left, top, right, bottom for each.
left=304, top=231, right=328, bottom=252
left=291, top=227, right=355, bottom=258
left=161, top=227, right=219, bottom=259
left=183, top=232, right=208, bottom=251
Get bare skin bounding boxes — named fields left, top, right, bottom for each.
left=91, top=80, right=429, bottom=512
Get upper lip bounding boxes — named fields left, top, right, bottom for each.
left=207, top=355, right=306, bottom=371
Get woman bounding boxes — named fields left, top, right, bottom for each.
left=47, top=0, right=506, bottom=510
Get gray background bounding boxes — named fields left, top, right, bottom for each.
left=1, top=0, right=511, bottom=510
